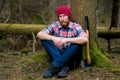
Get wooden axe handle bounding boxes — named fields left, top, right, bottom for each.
left=86, top=30, right=91, bottom=64
left=85, top=16, right=91, bottom=64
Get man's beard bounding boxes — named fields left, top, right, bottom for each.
left=60, top=21, right=69, bottom=28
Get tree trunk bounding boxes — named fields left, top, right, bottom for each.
left=110, top=0, right=119, bottom=29
left=71, top=0, right=115, bottom=68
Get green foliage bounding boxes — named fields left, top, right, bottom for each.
left=31, top=49, right=50, bottom=63
left=20, top=48, right=29, bottom=56
left=31, top=16, right=45, bottom=24
left=0, top=39, right=7, bottom=46
left=82, top=46, right=87, bottom=60
left=0, top=64, right=15, bottom=69
left=21, top=49, right=50, bottom=72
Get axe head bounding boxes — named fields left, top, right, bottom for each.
left=80, top=60, right=92, bottom=68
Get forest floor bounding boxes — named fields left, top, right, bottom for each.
left=0, top=50, right=120, bottom=80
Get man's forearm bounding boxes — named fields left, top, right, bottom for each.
left=65, top=37, right=88, bottom=45
left=37, top=31, right=88, bottom=45
left=37, top=31, right=54, bottom=40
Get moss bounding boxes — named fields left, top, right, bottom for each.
left=21, top=49, right=50, bottom=72
left=90, top=38, right=115, bottom=68
left=20, top=48, right=29, bottom=55
left=112, top=69, right=120, bottom=75
left=31, top=49, right=50, bottom=64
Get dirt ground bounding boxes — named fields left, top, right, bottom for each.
left=0, top=51, right=120, bottom=80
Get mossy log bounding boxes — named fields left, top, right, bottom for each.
left=0, top=23, right=47, bottom=34
left=0, top=23, right=120, bottom=39
left=97, top=27, right=120, bottom=39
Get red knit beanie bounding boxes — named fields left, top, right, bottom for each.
left=56, top=5, right=72, bottom=19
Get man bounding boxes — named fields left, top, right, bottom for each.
left=37, top=5, right=88, bottom=78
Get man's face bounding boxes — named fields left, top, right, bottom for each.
left=58, top=14, right=70, bottom=28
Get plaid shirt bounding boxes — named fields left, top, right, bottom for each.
left=41, top=21, right=87, bottom=49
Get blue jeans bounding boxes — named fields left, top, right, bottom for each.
left=41, top=40, right=82, bottom=68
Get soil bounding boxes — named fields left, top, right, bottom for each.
left=0, top=51, right=120, bottom=80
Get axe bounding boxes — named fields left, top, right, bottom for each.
left=80, top=16, right=91, bottom=68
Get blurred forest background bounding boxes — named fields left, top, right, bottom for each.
left=0, top=0, right=119, bottom=52
left=0, top=0, right=120, bottom=80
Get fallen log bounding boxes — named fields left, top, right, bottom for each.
left=0, top=23, right=47, bottom=34
left=97, top=27, right=120, bottom=39
left=0, top=24, right=120, bottom=39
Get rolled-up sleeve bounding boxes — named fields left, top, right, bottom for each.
left=41, top=24, right=54, bottom=35
left=79, top=30, right=88, bottom=37
left=76, top=24, right=88, bottom=37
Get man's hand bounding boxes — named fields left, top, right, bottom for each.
left=51, top=37, right=64, bottom=48
left=61, top=38, right=69, bottom=44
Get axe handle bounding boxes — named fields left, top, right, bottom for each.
left=85, top=16, right=91, bottom=64
left=86, top=29, right=91, bottom=64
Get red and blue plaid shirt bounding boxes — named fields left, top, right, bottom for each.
left=41, top=21, right=87, bottom=49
